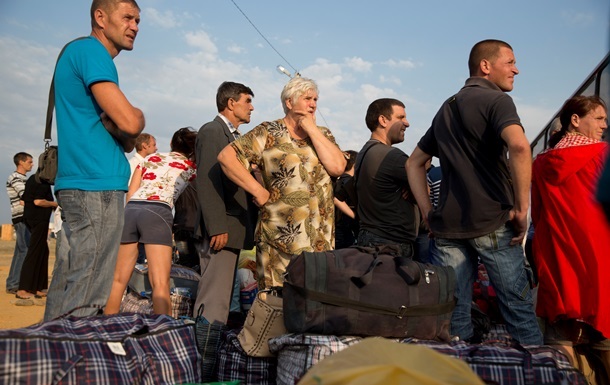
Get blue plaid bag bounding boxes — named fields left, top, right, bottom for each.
left=216, top=329, right=277, bottom=385
left=0, top=312, right=201, bottom=384
left=401, top=338, right=587, bottom=385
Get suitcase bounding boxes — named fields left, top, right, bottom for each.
left=0, top=312, right=201, bottom=384
left=283, top=245, right=456, bottom=341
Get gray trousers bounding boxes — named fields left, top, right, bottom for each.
left=194, top=236, right=239, bottom=325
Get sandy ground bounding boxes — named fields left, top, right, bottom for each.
left=0, top=238, right=55, bottom=329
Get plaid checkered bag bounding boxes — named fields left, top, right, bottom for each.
left=269, top=334, right=363, bottom=385
left=120, top=289, right=194, bottom=318
left=401, top=339, right=587, bottom=385
left=0, top=313, right=201, bottom=384
left=193, top=312, right=225, bottom=382
left=216, top=329, right=277, bottom=385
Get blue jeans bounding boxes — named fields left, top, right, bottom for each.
left=44, top=224, right=70, bottom=321
left=6, top=221, right=30, bottom=291
left=50, top=190, right=125, bottom=317
left=431, top=223, right=543, bottom=345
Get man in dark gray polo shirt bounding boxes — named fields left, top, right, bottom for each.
left=406, top=39, right=542, bottom=345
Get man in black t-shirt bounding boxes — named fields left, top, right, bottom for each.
left=356, top=98, right=418, bottom=258
left=406, top=39, right=542, bottom=345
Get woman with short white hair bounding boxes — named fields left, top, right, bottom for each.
left=218, top=77, right=346, bottom=289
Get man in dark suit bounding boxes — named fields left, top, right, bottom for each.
left=194, top=81, right=256, bottom=324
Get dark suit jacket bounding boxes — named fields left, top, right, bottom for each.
left=195, top=115, right=256, bottom=250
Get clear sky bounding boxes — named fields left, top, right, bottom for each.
left=0, top=0, right=609, bottom=224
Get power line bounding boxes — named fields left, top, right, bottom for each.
left=229, top=0, right=330, bottom=129
left=229, top=0, right=298, bottom=74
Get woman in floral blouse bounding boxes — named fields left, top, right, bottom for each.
left=218, top=77, right=346, bottom=289
left=105, top=127, right=197, bottom=315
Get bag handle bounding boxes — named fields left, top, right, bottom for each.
left=45, top=36, right=88, bottom=143
left=350, top=245, right=420, bottom=287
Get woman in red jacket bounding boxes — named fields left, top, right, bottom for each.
left=532, top=95, right=608, bottom=372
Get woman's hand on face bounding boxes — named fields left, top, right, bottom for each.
left=296, top=113, right=317, bottom=134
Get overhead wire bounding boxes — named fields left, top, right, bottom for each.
left=229, top=0, right=331, bottom=128
left=229, top=0, right=298, bottom=75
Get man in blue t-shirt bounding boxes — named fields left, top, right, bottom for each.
left=44, top=0, right=145, bottom=320
left=406, top=39, right=542, bottom=345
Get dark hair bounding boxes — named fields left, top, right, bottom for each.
left=13, top=152, right=32, bottom=167
left=134, top=133, right=154, bottom=151
left=365, top=98, right=405, bottom=132
left=216, top=81, right=254, bottom=112
left=90, top=0, right=140, bottom=28
left=345, top=150, right=358, bottom=172
left=548, top=95, right=607, bottom=148
left=170, top=127, right=197, bottom=159
left=468, top=39, right=513, bottom=76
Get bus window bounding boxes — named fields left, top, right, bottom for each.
left=580, top=78, right=596, bottom=97
left=599, top=63, right=609, bottom=107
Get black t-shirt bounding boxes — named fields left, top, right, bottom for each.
left=22, top=175, right=54, bottom=224
left=356, top=141, right=417, bottom=243
left=418, top=77, right=521, bottom=238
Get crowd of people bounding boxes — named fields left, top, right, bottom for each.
left=4, top=0, right=609, bottom=377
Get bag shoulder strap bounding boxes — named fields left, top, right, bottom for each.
left=353, top=140, right=382, bottom=189
left=45, top=36, right=89, bottom=142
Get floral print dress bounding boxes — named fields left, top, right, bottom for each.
left=231, top=119, right=340, bottom=288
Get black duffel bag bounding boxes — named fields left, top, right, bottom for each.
left=283, top=245, right=456, bottom=341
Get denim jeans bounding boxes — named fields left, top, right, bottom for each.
left=44, top=224, right=70, bottom=321
left=431, top=223, right=543, bottom=345
left=50, top=190, right=125, bottom=317
left=6, top=221, right=30, bottom=291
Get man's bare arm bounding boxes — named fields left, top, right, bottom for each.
left=406, top=146, right=433, bottom=228
left=91, top=81, right=145, bottom=152
left=501, top=124, right=532, bottom=245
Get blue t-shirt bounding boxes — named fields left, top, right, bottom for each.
left=54, top=36, right=130, bottom=192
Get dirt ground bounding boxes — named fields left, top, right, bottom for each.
left=0, top=238, right=55, bottom=329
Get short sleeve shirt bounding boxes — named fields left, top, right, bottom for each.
left=230, top=119, right=339, bottom=253
left=54, top=36, right=130, bottom=192
left=356, top=141, right=417, bottom=243
left=130, top=152, right=196, bottom=209
left=418, top=77, right=522, bottom=238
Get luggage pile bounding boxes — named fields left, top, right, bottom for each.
left=0, top=246, right=590, bottom=384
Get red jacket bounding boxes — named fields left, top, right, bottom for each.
left=532, top=140, right=610, bottom=338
